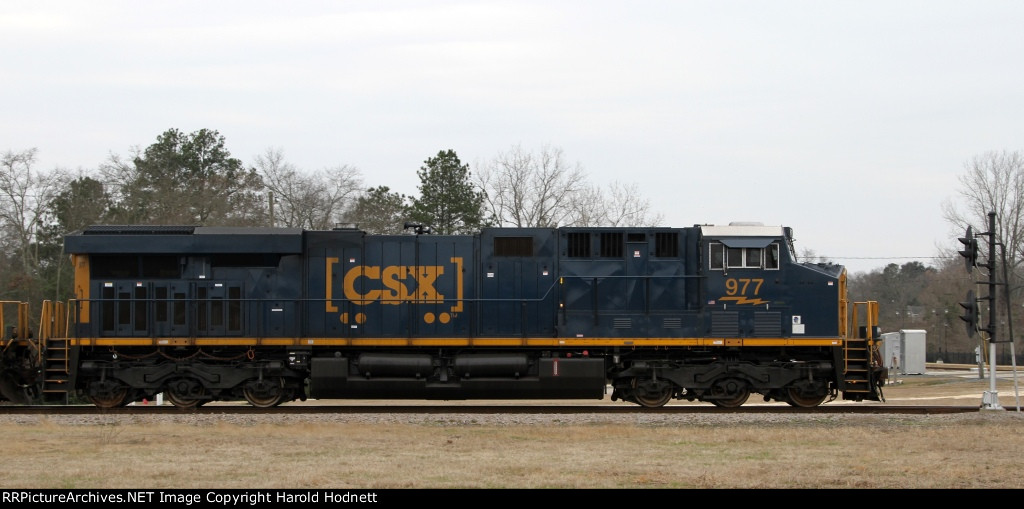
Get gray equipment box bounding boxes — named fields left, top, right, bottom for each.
left=880, top=329, right=927, bottom=375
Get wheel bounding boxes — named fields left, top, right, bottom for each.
left=785, top=387, right=828, bottom=408
left=710, top=390, right=750, bottom=408
left=242, top=379, right=286, bottom=408
left=164, top=378, right=205, bottom=408
left=632, top=378, right=673, bottom=408
left=164, top=391, right=200, bottom=408
left=0, top=350, right=40, bottom=404
left=708, top=378, right=750, bottom=408
left=635, top=388, right=672, bottom=408
left=0, top=374, right=32, bottom=404
left=87, top=383, right=129, bottom=408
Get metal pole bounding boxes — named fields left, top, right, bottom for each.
left=977, top=344, right=985, bottom=379
left=1012, top=341, right=1020, bottom=412
left=983, top=340, right=1003, bottom=410
left=998, top=238, right=1020, bottom=411
left=982, top=212, right=1004, bottom=411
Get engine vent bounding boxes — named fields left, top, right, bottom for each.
left=711, top=311, right=739, bottom=336
left=753, top=312, right=782, bottom=337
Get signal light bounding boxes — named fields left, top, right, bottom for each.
left=958, top=226, right=979, bottom=273
left=959, top=289, right=979, bottom=338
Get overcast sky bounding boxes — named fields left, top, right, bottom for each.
left=4, top=1, right=1022, bottom=274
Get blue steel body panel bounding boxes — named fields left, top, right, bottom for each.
left=64, top=224, right=845, bottom=341
left=557, top=227, right=696, bottom=339
left=478, top=229, right=558, bottom=337
left=305, top=230, right=476, bottom=338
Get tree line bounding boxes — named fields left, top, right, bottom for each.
left=0, top=128, right=661, bottom=306
left=4, top=130, right=1022, bottom=360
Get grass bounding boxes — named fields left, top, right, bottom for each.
left=0, top=413, right=1022, bottom=489
left=0, top=371, right=1022, bottom=489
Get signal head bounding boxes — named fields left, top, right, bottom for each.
left=958, top=226, right=978, bottom=273
left=958, top=289, right=978, bottom=338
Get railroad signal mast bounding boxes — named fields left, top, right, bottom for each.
left=957, top=212, right=1004, bottom=411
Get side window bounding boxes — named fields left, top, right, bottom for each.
left=766, top=243, right=780, bottom=269
left=744, top=247, right=762, bottom=268
left=710, top=243, right=724, bottom=269
left=726, top=247, right=743, bottom=268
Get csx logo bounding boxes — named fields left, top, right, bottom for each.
left=325, top=258, right=464, bottom=323
left=342, top=264, right=444, bottom=304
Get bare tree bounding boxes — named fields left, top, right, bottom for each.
left=941, top=149, right=1024, bottom=356
left=35, top=173, right=114, bottom=299
left=254, top=148, right=363, bottom=229
left=97, top=149, right=143, bottom=221
left=476, top=144, right=587, bottom=227
left=0, top=148, right=64, bottom=302
left=942, top=150, right=1024, bottom=273
left=476, top=144, right=665, bottom=229
left=567, top=181, right=663, bottom=227
left=600, top=181, right=664, bottom=227
left=797, top=248, right=832, bottom=265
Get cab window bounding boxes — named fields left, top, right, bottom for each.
left=710, top=242, right=781, bottom=270
left=765, top=244, right=780, bottom=269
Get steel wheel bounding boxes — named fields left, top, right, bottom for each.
left=88, top=384, right=129, bottom=408
left=632, top=378, right=673, bottom=408
left=164, top=391, right=200, bottom=408
left=242, top=379, right=286, bottom=408
left=710, top=390, right=750, bottom=408
left=709, top=378, right=750, bottom=408
left=0, top=375, right=32, bottom=405
left=165, top=378, right=205, bottom=408
left=785, top=387, right=827, bottom=408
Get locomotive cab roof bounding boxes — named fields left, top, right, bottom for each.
left=698, top=224, right=790, bottom=247
left=698, top=224, right=786, bottom=238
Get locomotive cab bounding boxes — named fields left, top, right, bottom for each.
left=699, top=223, right=843, bottom=340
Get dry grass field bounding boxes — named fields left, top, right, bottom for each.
left=0, top=368, right=1022, bottom=490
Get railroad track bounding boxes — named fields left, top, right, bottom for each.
left=0, top=404, right=981, bottom=415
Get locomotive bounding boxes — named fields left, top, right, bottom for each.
left=0, top=222, right=886, bottom=408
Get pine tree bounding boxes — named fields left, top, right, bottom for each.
left=410, top=150, right=486, bottom=234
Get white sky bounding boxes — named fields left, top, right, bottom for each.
left=4, top=1, right=1022, bottom=274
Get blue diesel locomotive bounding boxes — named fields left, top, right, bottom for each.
left=0, top=222, right=886, bottom=408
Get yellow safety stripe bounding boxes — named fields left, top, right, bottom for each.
left=61, top=337, right=843, bottom=348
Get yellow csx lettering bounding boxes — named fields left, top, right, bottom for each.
left=345, top=264, right=444, bottom=304
left=326, top=258, right=464, bottom=312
